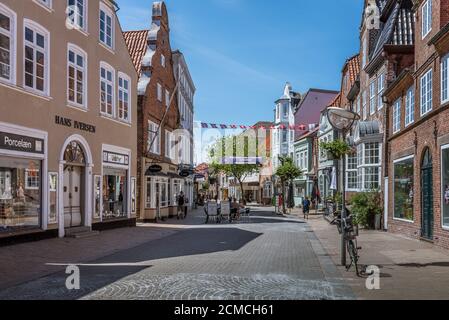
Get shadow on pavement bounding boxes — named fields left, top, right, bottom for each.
left=0, top=227, right=262, bottom=300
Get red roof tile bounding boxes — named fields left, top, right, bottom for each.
left=123, top=30, right=149, bottom=75
left=345, top=54, right=360, bottom=88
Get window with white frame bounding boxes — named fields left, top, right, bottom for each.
left=420, top=69, right=433, bottom=116
left=161, top=54, right=165, bottom=67
left=99, top=2, right=114, bottom=49
left=37, top=0, right=52, bottom=9
left=370, top=80, right=376, bottom=115
left=25, top=169, right=40, bottom=190
left=67, top=0, right=86, bottom=31
left=393, top=98, right=401, bottom=133
left=100, top=62, right=114, bottom=116
left=0, top=4, right=15, bottom=84
left=362, top=90, right=368, bottom=120
left=67, top=45, right=86, bottom=107
left=263, top=182, right=272, bottom=199
left=165, top=130, right=175, bottom=160
left=118, top=73, right=130, bottom=122
left=377, top=74, right=385, bottom=109
left=148, top=121, right=160, bottom=155
left=362, top=37, right=367, bottom=68
left=165, top=89, right=170, bottom=107
left=422, top=0, right=432, bottom=38
left=145, top=177, right=153, bottom=208
left=442, top=54, right=449, bottom=103
left=24, top=21, right=49, bottom=95
left=157, top=83, right=162, bottom=101
left=357, top=143, right=381, bottom=191
left=346, top=153, right=358, bottom=191
left=356, top=95, right=361, bottom=116
left=405, top=86, right=415, bottom=126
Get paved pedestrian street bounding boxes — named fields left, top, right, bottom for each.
left=0, top=208, right=354, bottom=300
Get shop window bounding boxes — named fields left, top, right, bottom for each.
left=94, top=175, right=101, bottom=219
left=102, top=168, right=127, bottom=219
left=146, top=177, right=153, bottom=208
left=441, top=146, right=449, bottom=228
left=48, top=172, right=58, bottom=224
left=131, top=177, right=136, bottom=214
left=394, top=156, right=414, bottom=221
left=0, top=157, right=41, bottom=231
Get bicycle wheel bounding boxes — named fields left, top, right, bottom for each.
left=347, top=240, right=359, bottom=276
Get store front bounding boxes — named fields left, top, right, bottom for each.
left=101, top=148, right=132, bottom=221
left=0, top=124, right=47, bottom=236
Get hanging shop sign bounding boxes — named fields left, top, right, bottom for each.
left=55, top=116, right=96, bottom=134
left=103, top=151, right=129, bottom=166
left=146, top=164, right=163, bottom=174
left=0, top=132, right=44, bottom=154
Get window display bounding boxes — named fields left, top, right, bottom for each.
left=394, top=156, right=414, bottom=221
left=102, top=168, right=127, bottom=219
left=0, top=157, right=41, bottom=231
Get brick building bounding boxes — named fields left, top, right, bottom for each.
left=124, top=1, right=182, bottom=221
left=384, top=0, right=449, bottom=248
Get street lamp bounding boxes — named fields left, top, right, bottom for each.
left=326, top=107, right=360, bottom=267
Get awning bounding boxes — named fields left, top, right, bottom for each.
left=354, top=121, right=382, bottom=143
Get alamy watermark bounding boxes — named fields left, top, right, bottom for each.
left=65, top=265, right=80, bottom=290
left=365, top=265, right=381, bottom=290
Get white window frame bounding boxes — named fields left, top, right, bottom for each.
left=34, top=0, right=52, bottom=10
left=118, top=72, right=131, bottom=123
left=369, top=80, right=377, bottom=115
left=393, top=155, right=415, bottom=223
left=357, top=143, right=382, bottom=191
left=99, top=2, right=114, bottom=50
left=346, top=153, right=358, bottom=192
left=377, top=74, right=385, bottom=109
left=25, top=169, right=40, bottom=190
left=362, top=90, right=368, bottom=120
left=442, top=54, right=449, bottom=104
left=420, top=69, right=433, bottom=116
left=23, top=20, right=50, bottom=96
left=165, top=130, right=175, bottom=160
left=148, top=120, right=161, bottom=155
left=99, top=61, right=115, bottom=117
left=48, top=172, right=58, bottom=224
left=161, top=54, right=166, bottom=67
left=157, top=83, right=162, bottom=102
left=67, top=43, right=87, bottom=109
left=405, top=86, right=415, bottom=127
left=67, top=0, right=88, bottom=32
left=393, top=98, right=401, bottom=134
left=422, top=0, right=432, bottom=39
left=0, top=3, right=17, bottom=85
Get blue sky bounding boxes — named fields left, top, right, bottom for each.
left=118, top=0, right=364, bottom=126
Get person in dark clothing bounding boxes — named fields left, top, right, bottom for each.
left=303, top=197, right=311, bottom=220
left=177, top=191, right=185, bottom=220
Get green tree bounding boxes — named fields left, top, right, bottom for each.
left=275, top=156, right=303, bottom=214
left=209, top=135, right=260, bottom=203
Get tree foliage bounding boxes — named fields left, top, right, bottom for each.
left=320, top=139, right=352, bottom=160
left=275, top=156, right=303, bottom=214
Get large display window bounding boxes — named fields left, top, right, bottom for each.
left=393, top=156, right=414, bottom=221
left=0, top=157, right=41, bottom=231
left=102, top=167, right=127, bottom=219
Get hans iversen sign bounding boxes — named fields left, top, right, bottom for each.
left=0, top=132, right=44, bottom=154
left=55, top=116, right=96, bottom=134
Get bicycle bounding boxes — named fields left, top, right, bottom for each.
left=324, top=200, right=335, bottom=218
left=331, top=214, right=362, bottom=276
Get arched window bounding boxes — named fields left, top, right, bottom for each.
left=0, top=3, right=16, bottom=84
left=64, top=141, right=86, bottom=165
left=422, top=147, right=432, bottom=168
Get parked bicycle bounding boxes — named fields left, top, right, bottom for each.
left=331, top=214, right=362, bottom=276
left=324, top=200, right=335, bottom=218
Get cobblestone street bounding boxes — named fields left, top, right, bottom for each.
left=0, top=208, right=354, bottom=300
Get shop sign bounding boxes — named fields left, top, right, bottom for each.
left=0, top=132, right=44, bottom=154
left=147, top=164, right=163, bottom=174
left=55, top=116, right=96, bottom=134
left=103, top=151, right=129, bottom=166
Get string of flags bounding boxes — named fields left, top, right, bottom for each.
left=195, top=122, right=319, bottom=131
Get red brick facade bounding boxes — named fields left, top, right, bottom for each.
left=386, top=0, right=449, bottom=249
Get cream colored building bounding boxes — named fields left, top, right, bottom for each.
left=0, top=0, right=138, bottom=240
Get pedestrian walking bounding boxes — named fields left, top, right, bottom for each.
left=303, top=197, right=311, bottom=220
left=177, top=191, right=185, bottom=220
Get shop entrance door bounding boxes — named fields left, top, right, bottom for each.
left=64, top=166, right=83, bottom=228
left=421, top=148, right=434, bottom=241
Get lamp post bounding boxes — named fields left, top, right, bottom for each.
left=326, top=107, right=360, bottom=267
